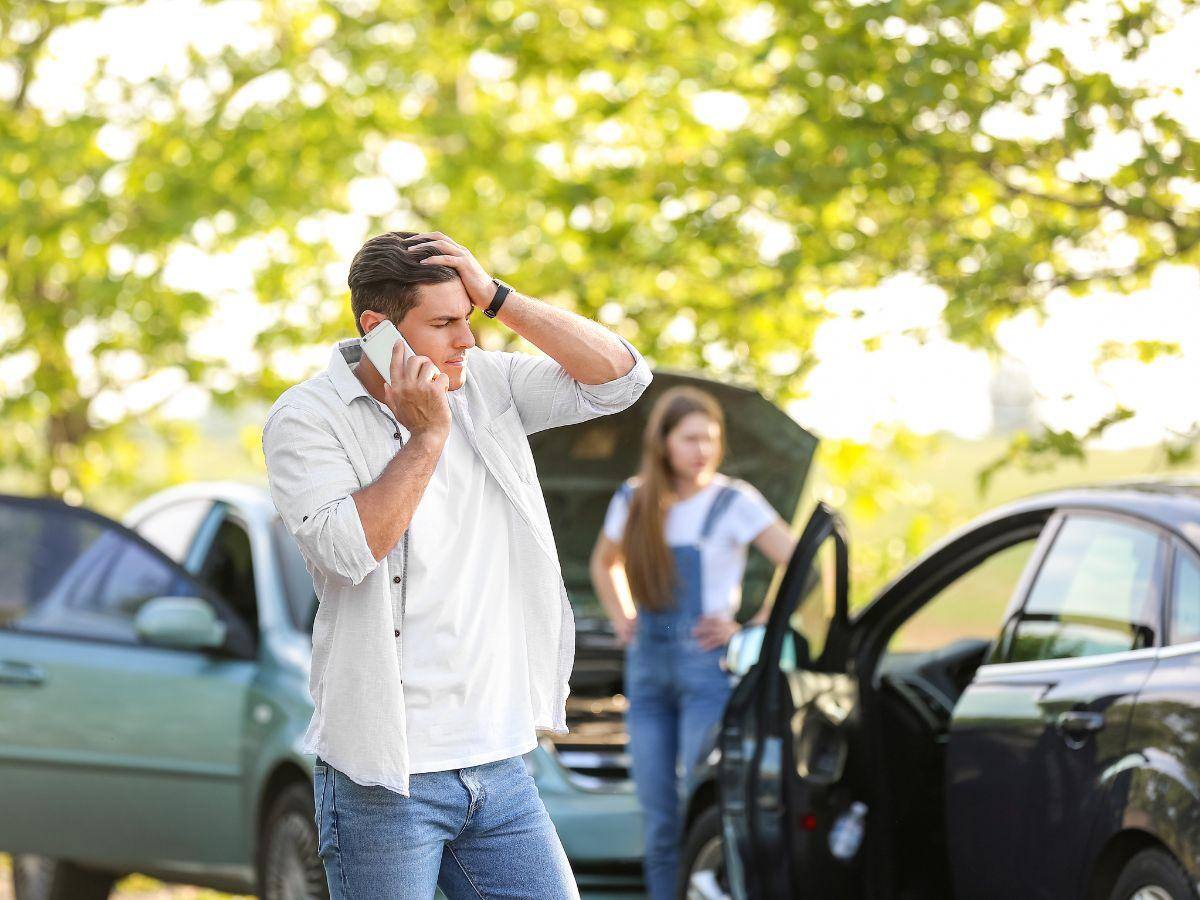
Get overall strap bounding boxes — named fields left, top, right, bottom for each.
left=700, top=482, right=742, bottom=540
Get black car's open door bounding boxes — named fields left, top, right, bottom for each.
left=719, top=502, right=860, bottom=900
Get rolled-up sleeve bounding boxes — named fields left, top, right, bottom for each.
left=503, top=335, right=653, bottom=435
left=262, top=404, right=379, bottom=587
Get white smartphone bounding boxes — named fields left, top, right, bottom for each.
left=360, top=320, right=414, bottom=385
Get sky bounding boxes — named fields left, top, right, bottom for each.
left=4, top=0, right=1200, bottom=449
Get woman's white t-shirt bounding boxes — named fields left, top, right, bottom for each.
left=602, top=473, right=778, bottom=619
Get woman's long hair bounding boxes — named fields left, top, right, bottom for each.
left=621, top=386, right=726, bottom=612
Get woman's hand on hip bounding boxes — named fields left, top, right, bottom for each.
left=613, top=614, right=637, bottom=647
left=692, top=616, right=741, bottom=651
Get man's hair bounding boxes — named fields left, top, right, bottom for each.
left=347, top=231, right=458, bottom=336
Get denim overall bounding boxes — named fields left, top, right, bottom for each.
left=622, top=482, right=741, bottom=900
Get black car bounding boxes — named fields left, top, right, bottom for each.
left=683, top=482, right=1200, bottom=900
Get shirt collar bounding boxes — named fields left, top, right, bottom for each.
left=325, top=337, right=476, bottom=424
left=327, top=338, right=371, bottom=406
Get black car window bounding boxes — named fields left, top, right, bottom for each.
left=196, top=514, right=259, bottom=636
left=273, top=518, right=317, bottom=631
left=131, top=499, right=213, bottom=563
left=0, top=496, right=216, bottom=645
left=1005, top=515, right=1162, bottom=664
left=1170, top=548, right=1200, bottom=645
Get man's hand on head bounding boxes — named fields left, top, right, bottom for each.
left=399, top=229, right=636, bottom=388
left=403, top=232, right=496, bottom=311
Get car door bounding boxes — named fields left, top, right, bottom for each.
left=1111, top=538, right=1200, bottom=886
left=719, top=502, right=858, bottom=900
left=947, top=511, right=1165, bottom=900
left=0, top=494, right=257, bottom=869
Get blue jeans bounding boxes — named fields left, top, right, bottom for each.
left=313, top=755, right=578, bottom=899
left=626, top=632, right=733, bottom=900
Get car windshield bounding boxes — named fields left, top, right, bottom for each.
left=272, top=518, right=318, bottom=632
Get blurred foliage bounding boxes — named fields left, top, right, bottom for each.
left=1, top=0, right=1198, bottom=502
left=977, top=403, right=1135, bottom=491
left=811, top=430, right=958, bottom=605
left=1096, top=339, right=1183, bottom=365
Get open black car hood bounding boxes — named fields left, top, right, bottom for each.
left=530, top=370, right=818, bottom=693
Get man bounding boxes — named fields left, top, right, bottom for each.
left=262, top=230, right=652, bottom=899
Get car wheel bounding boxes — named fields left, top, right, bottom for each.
left=259, top=782, right=329, bottom=900
left=680, top=805, right=730, bottom=900
left=11, top=854, right=115, bottom=900
left=1109, top=848, right=1198, bottom=900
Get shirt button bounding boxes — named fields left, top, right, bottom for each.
left=393, top=576, right=401, bottom=584
left=393, top=432, right=401, bottom=440
left=394, top=629, right=400, bottom=638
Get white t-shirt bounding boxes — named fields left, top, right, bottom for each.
left=400, top=393, right=537, bottom=774
left=602, top=473, right=778, bottom=619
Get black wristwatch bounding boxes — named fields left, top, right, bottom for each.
left=483, top=278, right=512, bottom=319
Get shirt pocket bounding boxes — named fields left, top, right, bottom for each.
left=485, top=403, right=538, bottom=485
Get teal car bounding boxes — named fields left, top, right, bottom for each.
left=0, top=372, right=814, bottom=900
left=0, top=482, right=645, bottom=900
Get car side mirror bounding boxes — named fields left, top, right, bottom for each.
left=726, top=624, right=766, bottom=677
left=135, top=596, right=227, bottom=651
left=725, top=623, right=801, bottom=677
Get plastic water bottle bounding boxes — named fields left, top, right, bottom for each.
left=828, top=801, right=868, bottom=861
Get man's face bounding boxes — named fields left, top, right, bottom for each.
left=397, top=279, right=477, bottom=392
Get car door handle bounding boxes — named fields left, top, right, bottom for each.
left=1055, top=710, right=1104, bottom=736
left=0, top=660, right=46, bottom=687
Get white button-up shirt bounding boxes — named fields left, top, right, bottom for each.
left=262, top=335, right=652, bottom=795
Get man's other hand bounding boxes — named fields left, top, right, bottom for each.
left=403, top=232, right=495, bottom=310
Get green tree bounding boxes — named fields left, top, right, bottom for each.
left=2, top=0, right=1197, bottom=501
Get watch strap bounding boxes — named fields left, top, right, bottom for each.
left=484, top=279, right=511, bottom=318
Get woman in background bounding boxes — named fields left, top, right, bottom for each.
left=589, top=386, right=795, bottom=900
